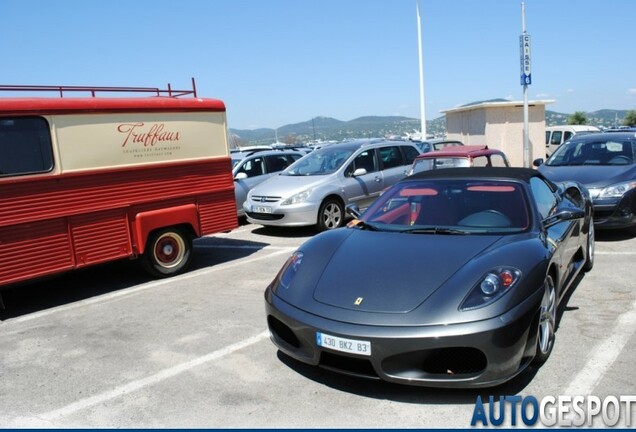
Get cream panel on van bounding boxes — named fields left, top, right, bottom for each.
left=53, top=112, right=228, bottom=173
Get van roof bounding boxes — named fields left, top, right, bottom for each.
left=0, top=97, right=226, bottom=115
left=545, top=125, right=600, bottom=132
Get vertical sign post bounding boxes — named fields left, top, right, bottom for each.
left=416, top=0, right=427, bottom=139
left=520, top=2, right=531, bottom=167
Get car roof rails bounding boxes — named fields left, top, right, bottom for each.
left=0, top=78, right=199, bottom=98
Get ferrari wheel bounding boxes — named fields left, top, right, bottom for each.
left=317, top=199, right=344, bottom=232
left=534, top=274, right=556, bottom=364
left=583, top=222, right=595, bottom=272
left=141, top=227, right=193, bottom=278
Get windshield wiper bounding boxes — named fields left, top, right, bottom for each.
left=399, top=226, right=470, bottom=235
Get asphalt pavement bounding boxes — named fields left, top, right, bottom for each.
left=0, top=222, right=635, bottom=428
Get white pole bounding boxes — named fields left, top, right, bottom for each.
left=522, top=2, right=530, bottom=167
left=416, top=0, right=427, bottom=139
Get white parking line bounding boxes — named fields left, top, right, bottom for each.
left=5, top=246, right=295, bottom=326
left=38, top=330, right=270, bottom=422
left=564, top=298, right=636, bottom=395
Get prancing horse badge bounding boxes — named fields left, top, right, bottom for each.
left=354, top=297, right=364, bottom=306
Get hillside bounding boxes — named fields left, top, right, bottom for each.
left=230, top=115, right=446, bottom=146
left=230, top=109, right=630, bottom=146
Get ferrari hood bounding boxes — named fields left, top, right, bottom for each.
left=311, top=230, right=500, bottom=313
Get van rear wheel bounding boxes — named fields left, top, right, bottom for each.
left=141, top=227, right=193, bottom=278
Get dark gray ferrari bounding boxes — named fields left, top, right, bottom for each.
left=265, top=167, right=594, bottom=388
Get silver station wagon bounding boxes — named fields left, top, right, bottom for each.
left=243, top=139, right=421, bottom=231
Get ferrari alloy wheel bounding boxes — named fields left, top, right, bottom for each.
left=317, top=199, right=344, bottom=231
left=141, top=227, right=193, bottom=278
left=534, top=274, right=556, bottom=364
left=583, top=222, right=595, bottom=272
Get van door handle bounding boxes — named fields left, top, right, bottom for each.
left=374, top=176, right=382, bottom=183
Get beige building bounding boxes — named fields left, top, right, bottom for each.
left=441, top=99, right=554, bottom=167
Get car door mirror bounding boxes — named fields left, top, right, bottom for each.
left=542, top=208, right=585, bottom=228
left=234, top=172, right=248, bottom=180
left=346, top=203, right=361, bottom=218
left=352, top=168, right=367, bottom=177
left=533, top=158, right=544, bottom=167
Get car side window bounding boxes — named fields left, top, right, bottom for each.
left=264, top=155, right=292, bottom=173
left=237, top=157, right=265, bottom=178
left=345, top=149, right=378, bottom=176
left=472, top=156, right=488, bottom=167
left=490, top=154, right=507, bottom=167
left=563, top=131, right=573, bottom=142
left=0, top=117, right=54, bottom=177
left=401, top=145, right=420, bottom=165
left=379, top=146, right=403, bottom=169
left=530, top=177, right=558, bottom=219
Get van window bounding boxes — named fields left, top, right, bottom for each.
left=545, top=131, right=550, bottom=145
left=0, top=117, right=54, bottom=177
left=550, top=131, right=562, bottom=145
left=563, top=131, right=573, bottom=142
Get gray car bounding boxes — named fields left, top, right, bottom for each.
left=233, top=149, right=303, bottom=216
left=243, top=140, right=421, bottom=231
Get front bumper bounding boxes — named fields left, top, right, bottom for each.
left=265, top=287, right=544, bottom=388
left=244, top=201, right=319, bottom=227
left=592, top=190, right=636, bottom=230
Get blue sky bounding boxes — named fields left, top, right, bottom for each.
left=2, top=0, right=634, bottom=130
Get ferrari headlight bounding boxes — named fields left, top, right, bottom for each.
left=275, top=251, right=304, bottom=291
left=460, top=267, right=521, bottom=311
left=281, top=189, right=312, bottom=206
left=598, top=181, right=636, bottom=199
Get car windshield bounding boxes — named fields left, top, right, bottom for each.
left=231, top=158, right=243, bottom=168
left=547, top=139, right=636, bottom=166
left=284, top=147, right=355, bottom=176
left=411, top=157, right=470, bottom=175
left=356, top=179, right=530, bottom=234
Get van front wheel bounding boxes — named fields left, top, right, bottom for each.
left=141, top=227, right=193, bottom=278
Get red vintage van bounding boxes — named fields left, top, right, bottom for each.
left=0, top=80, right=237, bottom=298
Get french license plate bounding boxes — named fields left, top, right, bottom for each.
left=316, top=332, right=371, bottom=356
left=253, top=206, right=272, bottom=214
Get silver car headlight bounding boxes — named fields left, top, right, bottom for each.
left=597, top=181, right=636, bottom=199
left=281, top=189, right=312, bottom=206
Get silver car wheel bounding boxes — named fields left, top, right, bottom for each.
left=538, top=275, right=556, bottom=356
left=321, top=201, right=343, bottom=230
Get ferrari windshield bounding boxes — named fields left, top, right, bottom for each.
left=285, top=147, right=355, bottom=176
left=547, top=139, right=636, bottom=166
left=359, top=179, right=530, bottom=234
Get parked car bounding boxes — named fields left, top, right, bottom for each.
left=243, top=140, right=421, bottom=231
left=265, top=167, right=594, bottom=387
left=233, top=149, right=303, bottom=216
left=545, top=125, right=599, bottom=156
left=413, top=138, right=464, bottom=153
left=535, top=132, right=636, bottom=233
left=408, top=145, right=509, bottom=175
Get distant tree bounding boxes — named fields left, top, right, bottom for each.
left=567, top=111, right=588, bottom=125
left=624, top=110, right=636, bottom=127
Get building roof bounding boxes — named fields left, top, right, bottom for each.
left=440, top=99, right=555, bottom=114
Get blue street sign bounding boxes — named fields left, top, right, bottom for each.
left=520, top=34, right=531, bottom=86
